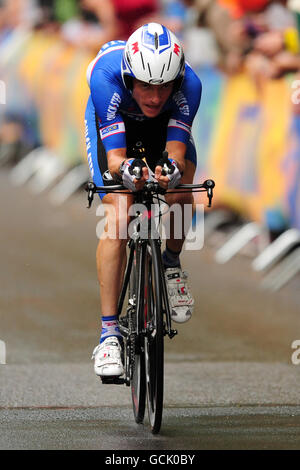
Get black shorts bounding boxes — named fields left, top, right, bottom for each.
left=96, top=111, right=197, bottom=176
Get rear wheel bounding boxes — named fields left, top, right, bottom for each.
left=144, top=239, right=164, bottom=434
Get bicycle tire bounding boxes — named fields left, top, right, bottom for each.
left=144, top=238, right=164, bottom=434
left=130, top=244, right=146, bottom=424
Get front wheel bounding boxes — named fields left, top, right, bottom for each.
left=144, top=239, right=164, bottom=434
left=130, top=245, right=146, bottom=424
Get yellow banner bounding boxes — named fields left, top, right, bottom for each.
left=18, top=33, right=92, bottom=165
left=208, top=73, right=292, bottom=229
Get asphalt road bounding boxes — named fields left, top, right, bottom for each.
left=0, top=169, right=300, bottom=450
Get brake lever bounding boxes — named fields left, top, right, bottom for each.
left=204, top=179, right=215, bottom=207
left=207, top=188, right=213, bottom=207
left=86, top=181, right=96, bottom=208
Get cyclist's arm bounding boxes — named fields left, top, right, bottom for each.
left=164, top=66, right=201, bottom=176
left=165, top=140, right=186, bottom=174
left=90, top=66, right=127, bottom=153
left=107, top=148, right=127, bottom=180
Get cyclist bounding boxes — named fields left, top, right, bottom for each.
left=85, top=23, right=202, bottom=378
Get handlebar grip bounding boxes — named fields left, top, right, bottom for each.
left=161, top=150, right=171, bottom=176
left=162, top=164, right=172, bottom=176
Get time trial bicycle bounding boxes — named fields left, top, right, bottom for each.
left=86, top=155, right=215, bottom=434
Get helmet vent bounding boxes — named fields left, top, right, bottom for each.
left=140, top=52, right=145, bottom=70
left=147, top=63, right=152, bottom=78
left=154, top=32, right=159, bottom=50
left=167, top=52, right=172, bottom=71
left=126, top=52, right=132, bottom=67
left=160, top=63, right=165, bottom=77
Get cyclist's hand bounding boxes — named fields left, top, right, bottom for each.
left=122, top=158, right=149, bottom=191
left=155, top=158, right=181, bottom=189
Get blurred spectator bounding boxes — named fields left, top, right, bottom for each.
left=0, top=1, right=10, bottom=43
left=215, top=0, right=271, bottom=73
left=183, top=0, right=300, bottom=76
left=2, top=0, right=40, bottom=30
left=34, top=0, right=61, bottom=34
left=60, top=0, right=192, bottom=53
left=60, top=0, right=117, bottom=51
left=161, top=0, right=188, bottom=35
left=288, top=0, right=300, bottom=51
left=246, top=2, right=300, bottom=80
left=60, top=0, right=161, bottom=52
left=182, top=0, right=221, bottom=67
left=179, top=1, right=244, bottom=71
left=219, top=0, right=271, bottom=18
left=287, top=0, right=300, bottom=114
left=36, top=0, right=80, bottom=25
left=215, top=0, right=300, bottom=79
left=0, top=1, right=42, bottom=165
left=111, top=0, right=159, bottom=38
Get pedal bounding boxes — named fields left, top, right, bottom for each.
left=100, top=376, right=125, bottom=385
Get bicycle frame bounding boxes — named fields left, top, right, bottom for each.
left=116, top=191, right=176, bottom=341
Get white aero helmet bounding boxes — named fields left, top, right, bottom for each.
left=121, top=23, right=185, bottom=91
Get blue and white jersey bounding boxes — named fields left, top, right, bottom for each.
left=86, top=40, right=202, bottom=153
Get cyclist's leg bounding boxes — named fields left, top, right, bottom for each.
left=97, top=191, right=134, bottom=316
left=85, top=96, right=134, bottom=317
left=85, top=97, right=133, bottom=375
left=163, top=136, right=196, bottom=254
left=162, top=139, right=196, bottom=323
left=92, top=191, right=136, bottom=377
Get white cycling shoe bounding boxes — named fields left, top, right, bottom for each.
left=165, top=267, right=194, bottom=323
left=92, top=336, right=124, bottom=377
